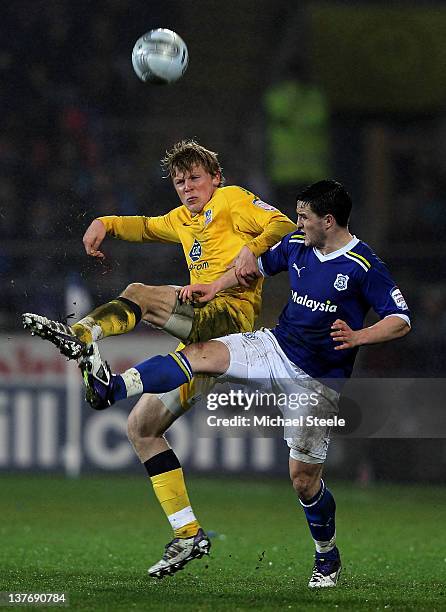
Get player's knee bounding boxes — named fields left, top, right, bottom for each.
left=127, top=403, right=157, bottom=443
left=127, top=409, right=142, bottom=444
left=182, top=340, right=229, bottom=374
left=183, top=342, right=207, bottom=359
left=127, top=395, right=172, bottom=444
left=121, top=282, right=157, bottom=308
left=127, top=413, right=158, bottom=444
left=121, top=284, right=175, bottom=325
left=291, top=472, right=319, bottom=500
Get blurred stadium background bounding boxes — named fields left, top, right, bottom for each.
left=1, top=1, right=445, bottom=608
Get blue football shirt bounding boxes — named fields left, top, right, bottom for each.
left=259, top=232, right=410, bottom=381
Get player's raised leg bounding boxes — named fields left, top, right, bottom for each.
left=22, top=284, right=191, bottom=359
left=79, top=339, right=229, bottom=410
left=289, top=458, right=341, bottom=588
left=127, top=393, right=210, bottom=578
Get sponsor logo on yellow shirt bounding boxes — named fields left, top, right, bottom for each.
left=189, top=261, right=209, bottom=271
left=189, top=239, right=202, bottom=262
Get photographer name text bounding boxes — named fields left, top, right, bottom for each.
left=207, top=415, right=345, bottom=428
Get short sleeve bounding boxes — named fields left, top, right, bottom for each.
left=360, top=257, right=411, bottom=324
left=258, top=237, right=290, bottom=276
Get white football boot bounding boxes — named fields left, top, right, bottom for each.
left=308, top=550, right=342, bottom=588
left=148, top=529, right=211, bottom=579
left=22, top=313, right=86, bottom=359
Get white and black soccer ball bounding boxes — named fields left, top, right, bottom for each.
left=132, top=28, right=189, bottom=85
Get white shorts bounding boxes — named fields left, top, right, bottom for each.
left=216, top=329, right=339, bottom=464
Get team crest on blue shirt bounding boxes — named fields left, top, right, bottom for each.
left=189, top=239, right=202, bottom=262
left=334, top=274, right=349, bottom=291
left=204, top=209, right=213, bottom=225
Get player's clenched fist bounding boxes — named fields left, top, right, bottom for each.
left=83, top=219, right=107, bottom=259
left=330, top=319, right=361, bottom=350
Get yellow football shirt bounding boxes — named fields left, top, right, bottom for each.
left=98, top=185, right=296, bottom=326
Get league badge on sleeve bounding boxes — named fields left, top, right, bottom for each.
left=252, top=197, right=278, bottom=212
left=334, top=274, right=349, bottom=291
left=390, top=287, right=409, bottom=310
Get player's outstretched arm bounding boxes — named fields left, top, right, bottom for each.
left=179, top=268, right=241, bottom=303
left=331, top=316, right=410, bottom=351
left=83, top=219, right=107, bottom=258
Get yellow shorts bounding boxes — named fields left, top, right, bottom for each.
left=187, top=295, right=254, bottom=343
left=162, top=296, right=255, bottom=413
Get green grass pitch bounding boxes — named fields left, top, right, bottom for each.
left=1, top=475, right=445, bottom=611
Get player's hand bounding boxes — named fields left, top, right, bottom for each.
left=83, top=219, right=107, bottom=259
left=228, top=246, right=260, bottom=287
left=179, top=283, right=217, bottom=304
left=331, top=319, right=361, bottom=350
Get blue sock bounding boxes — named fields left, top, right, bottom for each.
left=299, top=480, right=338, bottom=560
left=111, top=352, right=193, bottom=401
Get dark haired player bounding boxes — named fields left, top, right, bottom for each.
left=80, top=180, right=411, bottom=587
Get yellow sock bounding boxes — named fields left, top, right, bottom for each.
left=151, top=467, right=200, bottom=538
left=71, top=298, right=141, bottom=344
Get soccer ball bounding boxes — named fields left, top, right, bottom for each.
left=132, top=28, right=189, bottom=84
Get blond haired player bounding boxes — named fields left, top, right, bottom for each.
left=23, top=140, right=296, bottom=578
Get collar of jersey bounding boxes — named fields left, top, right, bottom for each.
left=312, top=236, right=359, bottom=262
left=187, top=205, right=211, bottom=220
